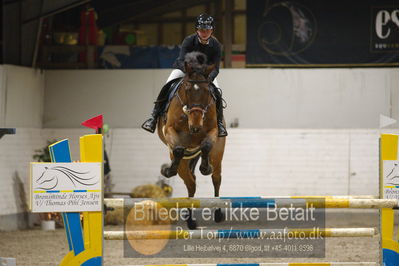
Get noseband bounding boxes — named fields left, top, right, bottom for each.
left=176, top=79, right=213, bottom=118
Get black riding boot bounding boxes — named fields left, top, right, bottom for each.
left=213, top=87, right=228, bottom=137
left=141, top=101, right=163, bottom=133
left=142, top=79, right=178, bottom=133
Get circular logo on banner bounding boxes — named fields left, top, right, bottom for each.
left=258, top=1, right=317, bottom=56
left=125, top=200, right=172, bottom=255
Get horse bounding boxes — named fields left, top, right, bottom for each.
left=157, top=52, right=226, bottom=229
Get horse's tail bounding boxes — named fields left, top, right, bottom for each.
left=189, top=154, right=201, bottom=174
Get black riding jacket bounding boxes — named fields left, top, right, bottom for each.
left=173, top=33, right=222, bottom=81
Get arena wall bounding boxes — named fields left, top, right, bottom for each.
left=1, top=66, right=399, bottom=230
left=41, top=128, right=397, bottom=198
left=0, top=65, right=44, bottom=230
left=0, top=65, right=44, bottom=128
left=43, top=68, right=399, bottom=129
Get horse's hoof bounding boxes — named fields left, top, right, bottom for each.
left=214, top=208, right=225, bottom=223
left=160, top=164, right=169, bottom=177
left=200, top=164, right=213, bottom=175
left=161, top=164, right=176, bottom=178
left=187, top=219, right=197, bottom=230
left=182, top=209, right=197, bottom=229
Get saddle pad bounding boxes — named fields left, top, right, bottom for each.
left=163, top=78, right=184, bottom=114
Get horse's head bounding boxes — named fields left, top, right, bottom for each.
left=181, top=52, right=215, bottom=134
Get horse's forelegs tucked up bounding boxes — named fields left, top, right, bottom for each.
left=178, top=160, right=196, bottom=197
left=161, top=146, right=184, bottom=178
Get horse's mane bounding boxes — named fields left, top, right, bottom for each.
left=184, top=52, right=208, bottom=72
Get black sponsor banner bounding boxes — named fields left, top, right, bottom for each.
left=246, top=0, right=399, bottom=67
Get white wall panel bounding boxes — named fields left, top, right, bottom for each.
left=0, top=128, right=44, bottom=216
left=1, top=128, right=398, bottom=230
left=2, top=65, right=44, bottom=128
left=41, top=129, right=395, bottom=198
left=2, top=66, right=399, bottom=230
left=44, top=68, right=398, bottom=129
left=44, top=69, right=168, bottom=128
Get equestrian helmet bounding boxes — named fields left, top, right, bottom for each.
left=196, top=14, right=214, bottom=30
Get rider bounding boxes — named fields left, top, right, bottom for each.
left=141, top=13, right=228, bottom=137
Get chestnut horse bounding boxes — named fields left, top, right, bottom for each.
left=157, top=52, right=226, bottom=229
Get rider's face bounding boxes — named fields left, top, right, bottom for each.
left=197, top=29, right=213, bottom=43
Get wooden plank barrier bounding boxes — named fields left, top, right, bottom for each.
left=104, top=197, right=399, bottom=209
left=104, top=228, right=377, bottom=240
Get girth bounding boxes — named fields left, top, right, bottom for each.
left=166, top=143, right=202, bottom=160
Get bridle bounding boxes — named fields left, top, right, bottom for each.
left=175, top=78, right=214, bottom=118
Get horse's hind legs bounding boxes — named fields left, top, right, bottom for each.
left=161, top=146, right=185, bottom=178
left=182, top=208, right=197, bottom=230
left=184, top=173, right=197, bottom=229
left=199, top=139, right=213, bottom=175
left=212, top=162, right=225, bottom=223
left=178, top=160, right=197, bottom=229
